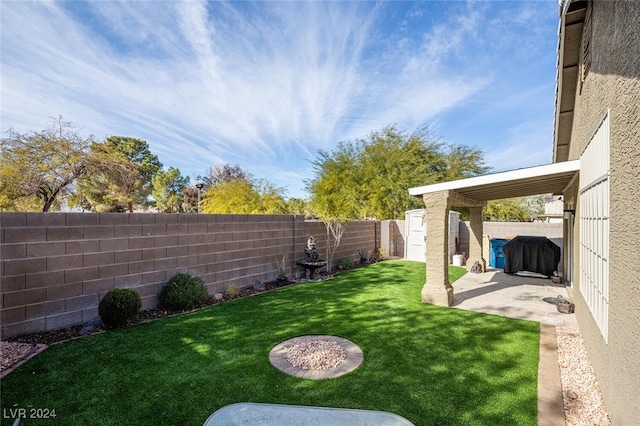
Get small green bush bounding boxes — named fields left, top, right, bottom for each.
left=336, top=256, right=355, bottom=270
left=371, top=247, right=385, bottom=262
left=98, top=288, right=142, bottom=329
left=225, top=284, right=242, bottom=297
left=356, top=248, right=368, bottom=264
left=158, top=273, right=208, bottom=311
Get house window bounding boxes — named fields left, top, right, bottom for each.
left=579, top=111, right=609, bottom=342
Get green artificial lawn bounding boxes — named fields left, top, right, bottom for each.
left=0, top=261, right=539, bottom=426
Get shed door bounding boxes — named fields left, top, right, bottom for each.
left=405, top=210, right=426, bottom=262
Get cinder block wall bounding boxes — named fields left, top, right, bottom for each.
left=459, top=221, right=564, bottom=272
left=302, top=220, right=380, bottom=267
left=458, top=221, right=563, bottom=255
left=0, top=213, right=380, bottom=338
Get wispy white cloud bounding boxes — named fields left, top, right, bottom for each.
left=485, top=119, right=554, bottom=171
left=1, top=0, right=559, bottom=197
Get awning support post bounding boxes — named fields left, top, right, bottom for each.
left=468, top=206, right=485, bottom=272
left=421, top=191, right=453, bottom=306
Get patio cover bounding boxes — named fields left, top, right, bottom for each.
left=409, top=160, right=580, bottom=201
left=407, top=160, right=580, bottom=306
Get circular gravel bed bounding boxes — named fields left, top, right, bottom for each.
left=269, top=335, right=363, bottom=379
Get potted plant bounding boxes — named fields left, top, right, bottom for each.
left=275, top=255, right=288, bottom=287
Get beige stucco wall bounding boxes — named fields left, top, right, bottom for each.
left=564, top=1, right=640, bottom=423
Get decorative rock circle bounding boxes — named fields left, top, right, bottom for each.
left=269, top=335, right=363, bottom=380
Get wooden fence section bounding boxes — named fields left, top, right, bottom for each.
left=0, top=213, right=380, bottom=338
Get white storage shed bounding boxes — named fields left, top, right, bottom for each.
left=404, top=209, right=460, bottom=263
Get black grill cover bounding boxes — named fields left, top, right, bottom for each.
left=503, top=236, right=560, bottom=277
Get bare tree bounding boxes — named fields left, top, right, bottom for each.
left=324, top=219, right=348, bottom=272
left=0, top=116, right=91, bottom=211
left=198, top=163, right=248, bottom=188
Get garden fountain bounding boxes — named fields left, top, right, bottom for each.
left=296, top=236, right=327, bottom=279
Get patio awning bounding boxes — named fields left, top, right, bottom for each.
left=408, top=160, right=580, bottom=204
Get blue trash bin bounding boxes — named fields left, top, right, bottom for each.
left=490, top=238, right=509, bottom=269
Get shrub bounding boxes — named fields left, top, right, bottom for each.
left=98, top=288, right=142, bottom=329
left=158, top=273, right=208, bottom=311
left=336, top=256, right=355, bottom=270
left=356, top=248, right=368, bottom=264
left=371, top=247, right=385, bottom=262
left=225, top=284, right=242, bottom=297
left=275, top=255, right=287, bottom=278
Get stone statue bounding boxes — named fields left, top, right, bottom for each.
left=304, top=235, right=320, bottom=261
left=298, top=235, right=326, bottom=279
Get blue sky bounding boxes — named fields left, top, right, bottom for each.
left=1, top=0, right=560, bottom=199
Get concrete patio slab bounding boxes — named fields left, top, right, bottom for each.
left=452, top=269, right=578, bottom=327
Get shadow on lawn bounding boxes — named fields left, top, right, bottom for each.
left=0, top=261, right=538, bottom=426
left=166, top=261, right=538, bottom=425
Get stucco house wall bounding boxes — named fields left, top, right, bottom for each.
left=562, top=1, right=640, bottom=423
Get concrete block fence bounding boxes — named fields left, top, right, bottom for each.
left=458, top=221, right=563, bottom=258
left=0, top=213, right=380, bottom=339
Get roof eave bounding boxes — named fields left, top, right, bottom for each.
left=553, top=0, right=588, bottom=163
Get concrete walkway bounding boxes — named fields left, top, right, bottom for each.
left=451, top=269, right=577, bottom=426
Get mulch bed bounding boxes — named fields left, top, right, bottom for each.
left=5, top=284, right=281, bottom=346
left=5, top=272, right=343, bottom=346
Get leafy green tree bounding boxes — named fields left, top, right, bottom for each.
left=201, top=179, right=260, bottom=214
left=286, top=197, right=309, bottom=216
left=78, top=136, right=162, bottom=212
left=521, top=194, right=548, bottom=220
left=0, top=117, right=91, bottom=211
left=307, top=125, right=490, bottom=220
left=254, top=179, right=289, bottom=214
left=199, top=164, right=290, bottom=214
left=484, top=195, right=549, bottom=222
left=152, top=167, right=190, bottom=213
left=484, top=198, right=531, bottom=222
left=441, top=144, right=490, bottom=180
left=201, top=179, right=290, bottom=214
left=307, top=141, right=362, bottom=220
left=360, top=126, right=448, bottom=219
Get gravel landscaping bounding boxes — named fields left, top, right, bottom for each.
left=556, top=326, right=611, bottom=425
left=1, top=342, right=41, bottom=373
left=285, top=340, right=347, bottom=370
